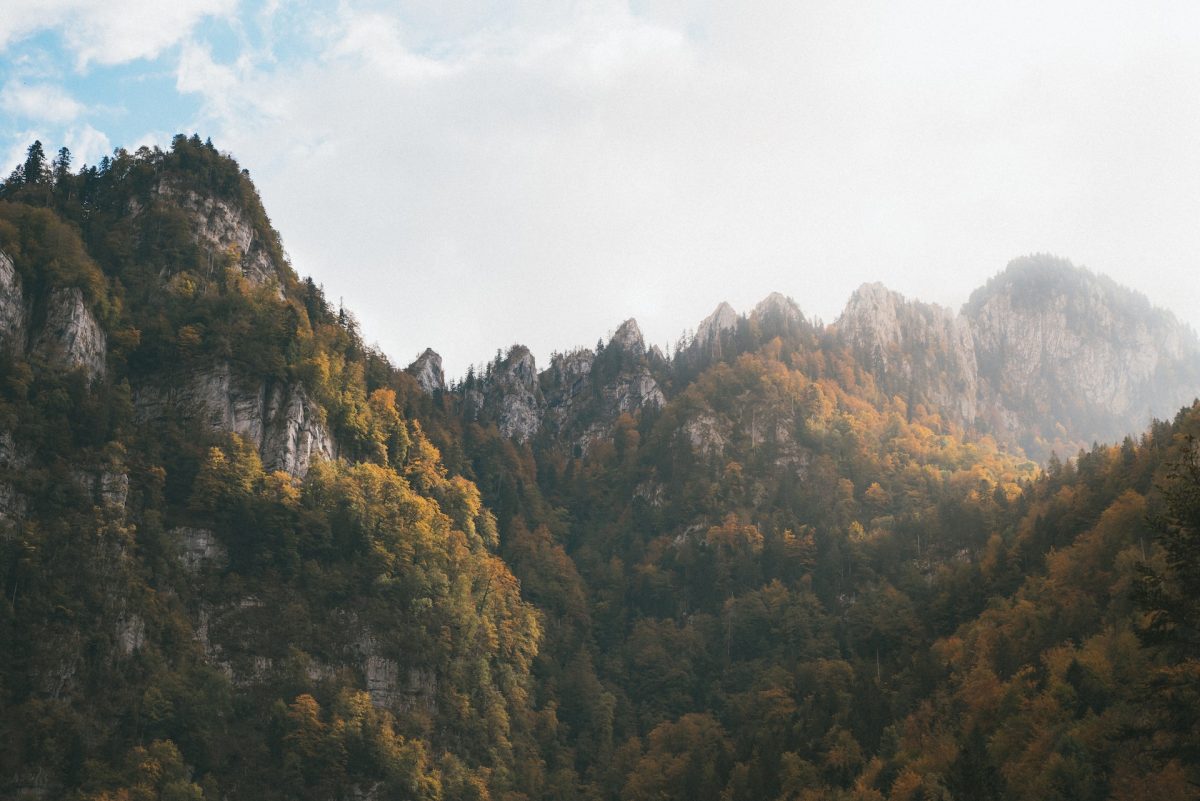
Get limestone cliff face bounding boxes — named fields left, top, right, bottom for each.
left=751, top=292, right=804, bottom=330
left=150, top=182, right=283, bottom=290
left=464, top=346, right=545, bottom=441
left=833, top=258, right=1200, bottom=456
left=696, top=301, right=738, bottom=344
left=837, top=283, right=978, bottom=425
left=407, top=348, right=446, bottom=394
left=601, top=319, right=667, bottom=414
left=0, top=252, right=27, bottom=351
left=542, top=319, right=665, bottom=448
left=134, top=362, right=336, bottom=478
left=461, top=320, right=666, bottom=447
left=0, top=250, right=106, bottom=380
left=965, top=256, right=1200, bottom=450
left=33, top=288, right=108, bottom=381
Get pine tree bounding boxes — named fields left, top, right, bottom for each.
left=22, top=140, right=49, bottom=185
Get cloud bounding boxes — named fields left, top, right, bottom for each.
left=0, top=0, right=236, bottom=68
left=64, top=123, right=112, bottom=167
left=163, top=0, right=1200, bottom=376
left=5, top=0, right=1196, bottom=375
left=0, top=80, right=85, bottom=123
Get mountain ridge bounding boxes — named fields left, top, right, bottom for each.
left=415, top=257, right=1199, bottom=462
left=2, top=137, right=1200, bottom=800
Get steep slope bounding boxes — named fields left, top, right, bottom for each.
left=837, top=282, right=979, bottom=426
left=966, top=254, right=1200, bottom=455
left=0, top=138, right=542, bottom=800
left=834, top=257, right=1200, bottom=459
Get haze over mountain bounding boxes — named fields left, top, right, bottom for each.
left=1, top=139, right=1199, bottom=800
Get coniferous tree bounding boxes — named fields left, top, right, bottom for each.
left=22, top=140, right=49, bottom=185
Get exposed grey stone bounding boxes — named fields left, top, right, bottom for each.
left=32, top=287, right=106, bottom=381
left=965, top=257, right=1200, bottom=449
left=697, top=302, right=738, bottom=343
left=837, top=282, right=979, bottom=425
left=262, top=383, right=337, bottom=476
left=0, top=252, right=27, bottom=353
left=134, top=363, right=335, bottom=478
left=115, top=614, right=145, bottom=656
left=407, top=348, right=445, bottom=393
left=154, top=183, right=281, bottom=291
left=610, top=318, right=646, bottom=355
left=174, top=527, right=227, bottom=571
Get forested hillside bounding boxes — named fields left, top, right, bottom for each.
left=0, top=138, right=1198, bottom=800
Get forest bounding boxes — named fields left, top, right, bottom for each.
left=0, top=137, right=1197, bottom=800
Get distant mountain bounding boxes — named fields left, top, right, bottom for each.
left=439, top=255, right=1199, bottom=461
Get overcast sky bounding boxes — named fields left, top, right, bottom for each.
left=3, top=1, right=1199, bottom=376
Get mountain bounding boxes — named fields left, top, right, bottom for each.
left=444, top=257, right=1199, bottom=463
left=1, top=138, right=1198, bottom=801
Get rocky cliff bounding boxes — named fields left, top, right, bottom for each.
left=457, top=319, right=666, bottom=448
left=0, top=250, right=106, bottom=380
left=407, top=347, right=445, bottom=393
left=449, top=261, right=1197, bottom=461
left=464, top=345, right=545, bottom=441
left=837, top=282, right=979, bottom=426
left=835, top=256, right=1200, bottom=456
left=134, top=362, right=335, bottom=478
left=148, top=180, right=285, bottom=292
left=965, top=255, right=1200, bottom=452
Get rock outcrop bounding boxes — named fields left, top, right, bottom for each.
left=462, top=320, right=666, bottom=448
left=965, top=256, right=1200, bottom=451
left=152, top=182, right=282, bottom=289
left=174, top=527, right=227, bottom=572
left=834, top=257, right=1200, bottom=456
left=0, top=251, right=108, bottom=380
left=0, top=252, right=27, bottom=352
left=837, top=283, right=978, bottom=425
left=464, top=346, right=545, bottom=441
left=697, top=302, right=738, bottom=343
left=751, top=292, right=805, bottom=333
left=134, top=362, right=336, bottom=478
left=32, top=288, right=108, bottom=381
left=407, top=348, right=445, bottom=393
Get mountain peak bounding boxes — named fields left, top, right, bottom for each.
left=611, top=318, right=645, bottom=354
left=752, top=291, right=803, bottom=324
left=407, top=348, right=445, bottom=393
left=696, top=302, right=738, bottom=341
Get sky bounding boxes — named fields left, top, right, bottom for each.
left=2, top=1, right=1200, bottom=377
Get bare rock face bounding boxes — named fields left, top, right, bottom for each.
left=134, top=363, right=335, bottom=478
left=837, top=283, right=979, bottom=425
left=71, top=466, right=130, bottom=511
left=0, top=252, right=27, bottom=352
left=469, top=319, right=669, bottom=448
left=357, top=634, right=437, bottom=713
left=965, top=256, right=1200, bottom=451
left=697, top=302, right=738, bottom=343
left=489, top=347, right=545, bottom=440
left=406, top=348, right=445, bottom=393
left=115, top=614, right=146, bottom=656
left=174, top=527, right=227, bottom=571
left=262, top=384, right=337, bottom=476
left=461, top=346, right=546, bottom=441
left=685, top=413, right=729, bottom=458
left=153, top=182, right=281, bottom=290
left=610, top=318, right=646, bottom=355
left=32, top=288, right=107, bottom=381
left=833, top=258, right=1200, bottom=456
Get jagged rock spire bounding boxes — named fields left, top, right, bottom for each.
left=407, top=348, right=445, bottom=393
